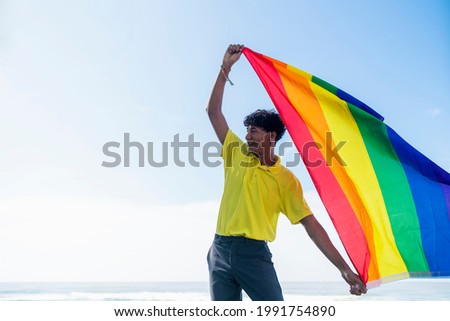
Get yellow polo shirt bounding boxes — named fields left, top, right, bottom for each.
left=216, top=130, right=312, bottom=241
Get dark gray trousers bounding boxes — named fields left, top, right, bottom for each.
left=207, top=234, right=284, bottom=301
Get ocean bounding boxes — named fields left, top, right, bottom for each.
left=1, top=279, right=449, bottom=301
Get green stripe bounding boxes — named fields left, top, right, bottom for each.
left=312, top=76, right=338, bottom=95
left=348, top=103, right=429, bottom=272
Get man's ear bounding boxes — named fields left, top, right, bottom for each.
left=270, top=131, right=277, bottom=144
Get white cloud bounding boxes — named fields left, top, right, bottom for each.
left=0, top=192, right=348, bottom=283
left=428, top=108, right=441, bottom=117
left=0, top=197, right=218, bottom=282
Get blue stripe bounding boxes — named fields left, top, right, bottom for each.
left=336, top=88, right=384, bottom=121
left=387, top=127, right=450, bottom=275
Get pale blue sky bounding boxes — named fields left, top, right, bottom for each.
left=0, top=0, right=449, bottom=283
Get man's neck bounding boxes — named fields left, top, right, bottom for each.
left=259, top=152, right=277, bottom=167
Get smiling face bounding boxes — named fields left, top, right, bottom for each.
left=245, top=125, right=276, bottom=158
left=242, top=109, right=286, bottom=166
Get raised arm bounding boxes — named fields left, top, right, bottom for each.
left=300, top=215, right=367, bottom=296
left=206, top=44, right=244, bottom=144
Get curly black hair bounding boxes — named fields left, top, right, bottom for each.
left=243, top=109, right=286, bottom=143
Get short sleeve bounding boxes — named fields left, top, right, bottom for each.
left=281, top=175, right=312, bottom=224
left=220, top=129, right=245, bottom=168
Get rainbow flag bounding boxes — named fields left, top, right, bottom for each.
left=243, top=47, right=450, bottom=286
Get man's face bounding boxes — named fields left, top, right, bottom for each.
left=245, top=125, right=275, bottom=156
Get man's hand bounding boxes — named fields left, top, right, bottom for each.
left=300, top=215, right=367, bottom=296
left=222, top=44, right=244, bottom=70
left=341, top=268, right=367, bottom=296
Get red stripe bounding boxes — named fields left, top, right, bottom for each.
left=243, top=48, right=371, bottom=283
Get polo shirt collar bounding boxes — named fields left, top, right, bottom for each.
left=250, top=153, right=282, bottom=174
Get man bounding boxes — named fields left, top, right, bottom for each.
left=206, top=44, right=367, bottom=301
